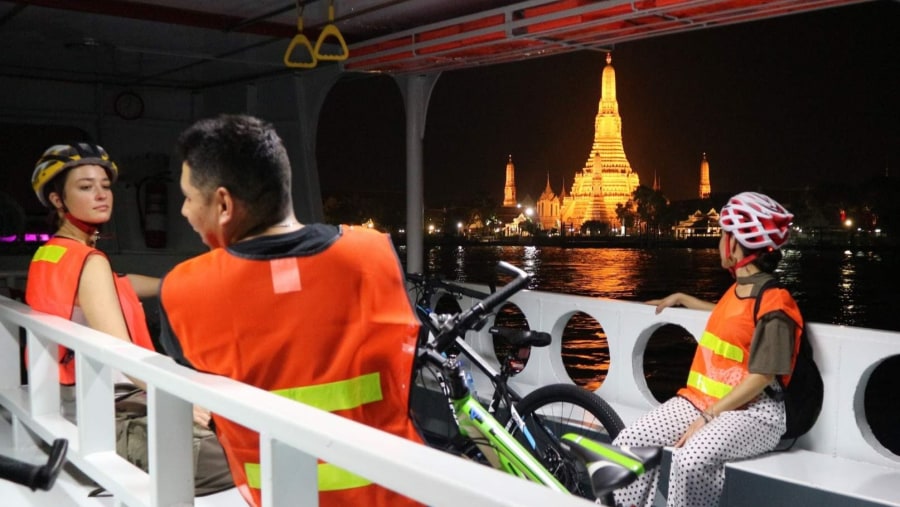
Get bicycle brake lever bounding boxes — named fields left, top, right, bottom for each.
left=472, top=314, right=492, bottom=331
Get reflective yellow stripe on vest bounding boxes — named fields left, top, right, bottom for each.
left=243, top=372, right=384, bottom=491
left=32, top=244, right=67, bottom=263
left=686, top=370, right=733, bottom=399
left=244, top=462, right=371, bottom=492
left=698, top=331, right=744, bottom=362
left=272, top=371, right=383, bottom=412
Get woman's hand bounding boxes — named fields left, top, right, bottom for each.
left=676, top=415, right=709, bottom=447
left=646, top=292, right=715, bottom=313
left=646, top=293, right=684, bottom=314
left=193, top=405, right=212, bottom=428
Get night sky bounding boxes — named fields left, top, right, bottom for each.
left=316, top=1, right=900, bottom=206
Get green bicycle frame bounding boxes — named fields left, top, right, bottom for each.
left=452, top=393, right=569, bottom=493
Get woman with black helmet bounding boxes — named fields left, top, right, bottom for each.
left=612, top=192, right=804, bottom=507
left=25, top=143, right=233, bottom=495
left=27, top=143, right=158, bottom=364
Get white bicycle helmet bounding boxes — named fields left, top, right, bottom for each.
left=719, top=192, right=793, bottom=250
left=32, top=143, right=118, bottom=207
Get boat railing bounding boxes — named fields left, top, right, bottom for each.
left=447, top=283, right=900, bottom=471
left=0, top=293, right=594, bottom=507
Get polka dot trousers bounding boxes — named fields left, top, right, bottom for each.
left=611, top=395, right=785, bottom=507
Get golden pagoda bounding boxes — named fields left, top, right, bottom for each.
left=558, top=53, right=640, bottom=228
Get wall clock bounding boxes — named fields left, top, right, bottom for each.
left=114, top=91, right=144, bottom=120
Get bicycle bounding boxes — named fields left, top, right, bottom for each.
left=407, top=263, right=659, bottom=503
left=0, top=438, right=68, bottom=491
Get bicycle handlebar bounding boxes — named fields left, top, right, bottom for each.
left=0, top=439, right=68, bottom=491
left=431, top=261, right=530, bottom=353
left=406, top=272, right=492, bottom=301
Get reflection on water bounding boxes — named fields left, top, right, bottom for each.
left=412, top=245, right=898, bottom=332
left=561, top=312, right=609, bottom=392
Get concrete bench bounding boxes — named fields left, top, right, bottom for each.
left=722, top=449, right=900, bottom=507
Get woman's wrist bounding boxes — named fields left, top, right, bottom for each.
left=701, top=409, right=715, bottom=422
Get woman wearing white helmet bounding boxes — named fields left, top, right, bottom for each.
left=25, top=143, right=232, bottom=495
left=612, top=192, right=804, bottom=507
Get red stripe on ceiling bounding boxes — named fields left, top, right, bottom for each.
left=417, top=14, right=506, bottom=42
left=351, top=36, right=415, bottom=58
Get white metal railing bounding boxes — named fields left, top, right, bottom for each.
left=454, top=284, right=900, bottom=470
left=0, top=294, right=595, bottom=507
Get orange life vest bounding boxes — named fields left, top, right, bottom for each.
left=25, top=237, right=155, bottom=385
left=678, top=283, right=803, bottom=411
left=160, top=226, right=422, bottom=507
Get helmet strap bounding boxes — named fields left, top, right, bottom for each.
left=733, top=253, right=758, bottom=272
left=64, top=212, right=100, bottom=239
left=723, top=233, right=758, bottom=278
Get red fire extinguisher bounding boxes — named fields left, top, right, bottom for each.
left=138, top=173, right=169, bottom=249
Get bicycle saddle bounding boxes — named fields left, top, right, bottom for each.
left=489, top=327, right=551, bottom=348
left=560, top=434, right=661, bottom=499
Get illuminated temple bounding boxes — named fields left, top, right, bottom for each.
left=541, top=53, right=640, bottom=229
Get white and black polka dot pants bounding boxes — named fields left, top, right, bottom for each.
left=611, top=395, right=784, bottom=507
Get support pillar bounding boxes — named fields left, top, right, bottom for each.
left=395, top=73, right=440, bottom=274
left=291, top=66, right=343, bottom=223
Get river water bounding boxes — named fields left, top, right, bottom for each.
left=406, top=245, right=898, bottom=332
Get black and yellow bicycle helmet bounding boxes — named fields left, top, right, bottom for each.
left=31, top=143, right=118, bottom=207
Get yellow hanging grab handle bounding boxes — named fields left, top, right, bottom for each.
left=284, top=6, right=316, bottom=69
left=313, top=3, right=348, bottom=62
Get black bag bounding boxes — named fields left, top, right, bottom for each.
left=755, top=280, right=824, bottom=442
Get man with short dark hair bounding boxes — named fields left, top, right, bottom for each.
left=158, top=114, right=423, bottom=507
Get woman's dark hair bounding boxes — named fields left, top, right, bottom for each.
left=755, top=248, right=783, bottom=273
left=175, top=114, right=293, bottom=236
left=44, top=169, right=71, bottom=228
left=748, top=247, right=783, bottom=274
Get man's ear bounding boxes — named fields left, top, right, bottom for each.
left=214, top=186, right=233, bottom=226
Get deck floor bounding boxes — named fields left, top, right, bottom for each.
left=0, top=411, right=244, bottom=507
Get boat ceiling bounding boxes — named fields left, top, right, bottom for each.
left=0, top=0, right=874, bottom=89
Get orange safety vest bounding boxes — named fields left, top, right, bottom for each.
left=25, top=237, right=154, bottom=385
left=678, top=283, right=803, bottom=411
left=160, top=226, right=423, bottom=507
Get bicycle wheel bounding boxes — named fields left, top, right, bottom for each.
left=512, top=384, right=625, bottom=500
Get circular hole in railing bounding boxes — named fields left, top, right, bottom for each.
left=492, top=302, right=531, bottom=371
left=433, top=293, right=463, bottom=314
left=643, top=324, right=696, bottom=403
left=864, top=355, right=900, bottom=455
left=561, top=311, right=608, bottom=392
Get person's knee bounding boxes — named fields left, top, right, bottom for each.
left=672, top=446, right=715, bottom=475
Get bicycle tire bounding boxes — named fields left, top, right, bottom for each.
left=512, top=384, right=625, bottom=500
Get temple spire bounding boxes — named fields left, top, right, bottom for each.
left=699, top=152, right=711, bottom=198
left=503, top=154, right=517, bottom=207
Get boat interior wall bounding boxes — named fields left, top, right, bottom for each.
left=0, top=70, right=335, bottom=253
